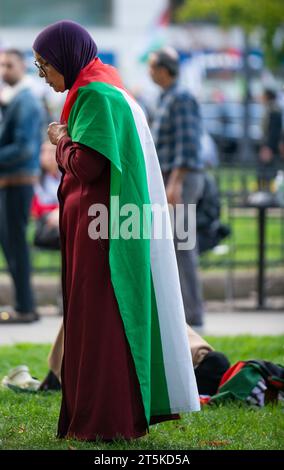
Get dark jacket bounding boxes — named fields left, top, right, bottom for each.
left=262, top=104, right=282, bottom=154
left=0, top=88, right=43, bottom=180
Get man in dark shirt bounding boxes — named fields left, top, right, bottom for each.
left=0, top=49, right=43, bottom=323
left=258, top=88, right=283, bottom=190
left=149, top=47, right=205, bottom=327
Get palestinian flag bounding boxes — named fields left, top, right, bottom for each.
left=209, top=360, right=284, bottom=406
left=61, top=57, right=200, bottom=423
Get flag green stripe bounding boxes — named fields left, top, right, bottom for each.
left=150, top=273, right=171, bottom=415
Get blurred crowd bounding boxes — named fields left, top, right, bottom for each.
left=0, top=46, right=283, bottom=327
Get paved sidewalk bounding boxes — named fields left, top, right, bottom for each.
left=0, top=307, right=283, bottom=345
left=0, top=316, right=61, bottom=345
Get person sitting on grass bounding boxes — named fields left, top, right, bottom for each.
left=3, top=323, right=283, bottom=407
left=39, top=322, right=230, bottom=398
left=40, top=323, right=284, bottom=407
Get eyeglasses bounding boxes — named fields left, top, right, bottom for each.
left=34, top=60, right=48, bottom=77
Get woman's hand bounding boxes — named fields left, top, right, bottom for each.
left=48, top=122, right=68, bottom=145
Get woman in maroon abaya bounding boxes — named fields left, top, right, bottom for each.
left=33, top=21, right=150, bottom=441
left=33, top=20, right=184, bottom=442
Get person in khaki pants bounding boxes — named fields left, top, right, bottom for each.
left=45, top=323, right=64, bottom=386
left=40, top=323, right=230, bottom=397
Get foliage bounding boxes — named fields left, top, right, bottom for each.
left=176, top=0, right=284, bottom=68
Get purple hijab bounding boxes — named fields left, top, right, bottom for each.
left=33, top=20, right=98, bottom=90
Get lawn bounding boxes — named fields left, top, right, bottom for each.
left=0, top=336, right=283, bottom=450
left=0, top=210, right=283, bottom=274
left=200, top=211, right=284, bottom=269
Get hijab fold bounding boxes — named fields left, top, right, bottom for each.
left=33, top=20, right=98, bottom=90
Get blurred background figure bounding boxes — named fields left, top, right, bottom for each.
left=32, top=141, right=60, bottom=220
left=279, top=130, right=284, bottom=163
left=0, top=0, right=283, bottom=324
left=148, top=47, right=205, bottom=328
left=0, top=49, right=43, bottom=323
left=258, top=88, right=283, bottom=190
left=31, top=141, right=60, bottom=251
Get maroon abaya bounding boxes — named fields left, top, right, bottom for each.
left=55, top=136, right=148, bottom=441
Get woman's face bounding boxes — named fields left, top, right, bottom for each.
left=33, top=50, right=65, bottom=92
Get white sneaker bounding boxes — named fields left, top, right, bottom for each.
left=1, top=365, right=40, bottom=392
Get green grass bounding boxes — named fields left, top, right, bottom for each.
left=0, top=210, right=283, bottom=274
left=200, top=211, right=284, bottom=269
left=212, top=168, right=257, bottom=195
left=0, top=336, right=283, bottom=450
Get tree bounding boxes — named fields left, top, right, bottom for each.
left=176, top=0, right=284, bottom=69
